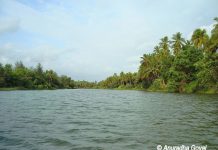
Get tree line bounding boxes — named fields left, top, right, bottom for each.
left=0, top=62, right=76, bottom=89
left=97, top=18, right=218, bottom=93
left=0, top=18, right=217, bottom=93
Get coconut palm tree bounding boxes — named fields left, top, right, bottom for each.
left=159, top=36, right=170, bottom=57
left=154, top=46, right=160, bottom=54
left=139, top=54, right=160, bottom=82
left=208, top=17, right=218, bottom=52
left=191, top=29, right=209, bottom=50
left=171, top=32, right=185, bottom=56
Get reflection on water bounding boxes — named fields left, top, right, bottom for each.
left=0, top=89, right=217, bottom=150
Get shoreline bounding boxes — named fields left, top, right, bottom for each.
left=1, top=87, right=217, bottom=95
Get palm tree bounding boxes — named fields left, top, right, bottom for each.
left=191, top=29, right=209, bottom=49
left=208, top=17, right=218, bottom=52
left=139, top=54, right=160, bottom=82
left=185, top=40, right=192, bottom=46
left=140, top=54, right=149, bottom=67
left=159, top=36, right=170, bottom=57
left=171, top=32, right=185, bottom=56
left=119, top=72, right=125, bottom=85
left=154, top=46, right=160, bottom=54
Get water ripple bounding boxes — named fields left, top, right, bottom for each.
left=0, top=89, right=217, bottom=150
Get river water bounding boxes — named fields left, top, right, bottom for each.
left=0, top=89, right=217, bottom=150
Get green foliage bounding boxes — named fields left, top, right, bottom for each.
left=171, top=32, right=185, bottom=56
left=1, top=18, right=217, bottom=94
left=195, top=52, right=218, bottom=90
left=172, top=45, right=203, bottom=82
left=0, top=62, right=75, bottom=89
left=138, top=54, right=160, bottom=88
left=97, top=72, right=138, bottom=89
left=166, top=80, right=179, bottom=92
left=149, top=78, right=167, bottom=91
left=184, top=81, right=198, bottom=93
left=74, top=80, right=96, bottom=88
left=206, top=18, right=218, bottom=53
left=191, top=28, right=209, bottom=50
left=137, top=18, right=218, bottom=93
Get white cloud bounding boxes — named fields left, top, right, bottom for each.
left=0, top=43, right=17, bottom=64
left=200, top=23, right=215, bottom=35
left=0, top=0, right=217, bottom=81
left=0, top=18, right=19, bottom=35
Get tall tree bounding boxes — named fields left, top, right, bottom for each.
left=0, top=63, right=5, bottom=87
left=4, top=64, right=13, bottom=87
left=15, top=61, right=25, bottom=69
left=159, top=36, right=170, bottom=57
left=191, top=29, right=209, bottom=50
left=171, top=32, right=185, bottom=56
left=154, top=46, right=161, bottom=54
left=207, top=17, right=218, bottom=53
left=36, top=63, right=43, bottom=75
left=138, top=54, right=160, bottom=87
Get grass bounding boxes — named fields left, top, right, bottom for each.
left=0, top=87, right=57, bottom=91
left=196, top=88, right=218, bottom=94
left=0, top=87, right=27, bottom=91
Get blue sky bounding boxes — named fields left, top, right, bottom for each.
left=0, top=0, right=217, bottom=81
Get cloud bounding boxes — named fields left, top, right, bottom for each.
left=200, top=23, right=215, bottom=35
left=0, top=0, right=217, bottom=81
left=0, top=18, right=20, bottom=35
left=0, top=43, right=17, bottom=64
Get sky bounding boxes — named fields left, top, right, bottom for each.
left=0, top=0, right=217, bottom=81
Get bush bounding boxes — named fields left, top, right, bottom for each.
left=149, top=78, right=167, bottom=91
left=184, top=81, right=198, bottom=93
left=167, top=80, right=178, bottom=92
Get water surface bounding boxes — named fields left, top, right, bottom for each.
left=0, top=89, right=217, bottom=150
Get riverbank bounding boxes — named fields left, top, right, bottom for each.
left=0, top=87, right=58, bottom=91
left=103, top=85, right=218, bottom=94
left=0, top=87, right=28, bottom=91
left=78, top=88, right=212, bottom=94
left=1, top=87, right=217, bottom=94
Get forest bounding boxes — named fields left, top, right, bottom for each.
left=0, top=18, right=217, bottom=93
left=98, top=18, right=218, bottom=93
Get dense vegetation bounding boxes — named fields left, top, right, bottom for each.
left=0, top=62, right=75, bottom=89
left=97, top=18, right=218, bottom=93
left=0, top=18, right=217, bottom=93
